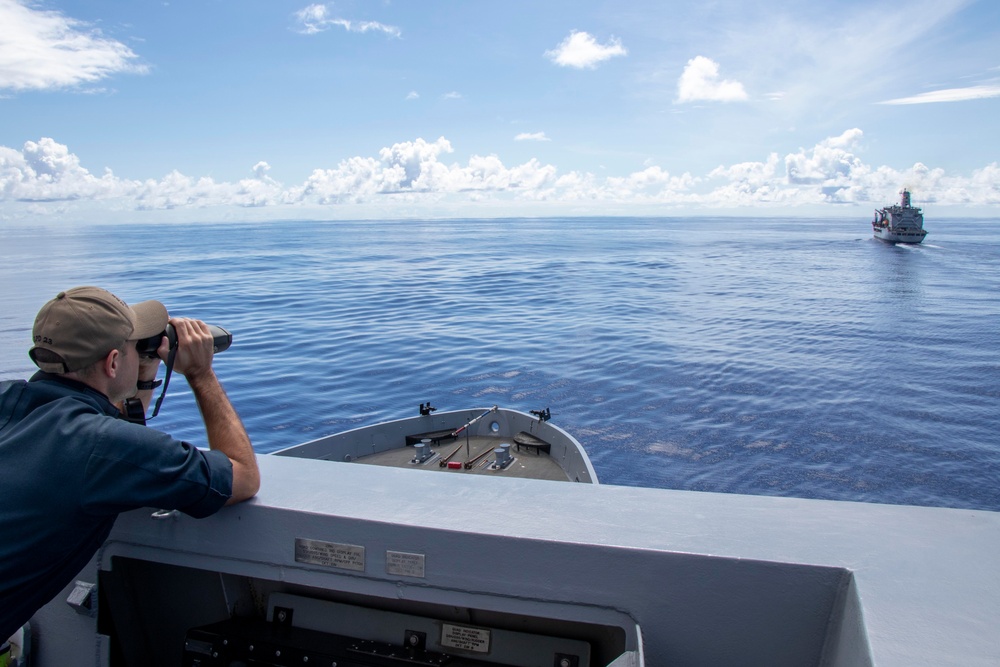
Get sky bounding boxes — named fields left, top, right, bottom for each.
left=1, top=0, right=999, bottom=224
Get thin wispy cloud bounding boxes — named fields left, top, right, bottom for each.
left=545, top=30, right=626, bottom=69
left=405, top=91, right=419, bottom=100
left=442, top=91, right=463, bottom=100
left=515, top=132, right=550, bottom=142
left=879, top=84, right=1000, bottom=105
left=676, top=56, right=748, bottom=103
left=697, top=0, right=970, bottom=117
left=293, top=3, right=401, bottom=38
left=0, top=0, right=147, bottom=91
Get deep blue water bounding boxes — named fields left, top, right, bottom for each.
left=2, top=217, right=998, bottom=510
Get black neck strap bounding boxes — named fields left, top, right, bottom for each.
left=149, top=345, right=177, bottom=419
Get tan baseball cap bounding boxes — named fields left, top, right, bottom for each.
left=29, top=286, right=168, bottom=374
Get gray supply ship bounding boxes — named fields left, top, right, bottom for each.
left=872, top=189, right=927, bottom=243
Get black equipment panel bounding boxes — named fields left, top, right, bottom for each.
left=182, top=618, right=516, bottom=667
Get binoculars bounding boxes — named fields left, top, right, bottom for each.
left=134, top=323, right=232, bottom=358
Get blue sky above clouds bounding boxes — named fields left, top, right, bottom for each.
left=1, top=0, right=998, bottom=223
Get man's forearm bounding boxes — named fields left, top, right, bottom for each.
left=188, top=369, right=260, bottom=503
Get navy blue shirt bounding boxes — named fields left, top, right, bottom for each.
left=0, top=373, right=233, bottom=640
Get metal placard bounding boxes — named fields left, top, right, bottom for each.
left=386, top=550, right=426, bottom=578
left=294, top=538, right=365, bottom=571
left=440, top=623, right=491, bottom=653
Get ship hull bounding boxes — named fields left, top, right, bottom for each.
left=872, top=226, right=927, bottom=244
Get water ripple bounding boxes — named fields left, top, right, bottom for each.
left=2, top=218, right=998, bottom=510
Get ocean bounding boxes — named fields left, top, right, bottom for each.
left=2, top=217, right=998, bottom=510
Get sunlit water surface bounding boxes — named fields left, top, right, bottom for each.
left=2, top=217, right=998, bottom=510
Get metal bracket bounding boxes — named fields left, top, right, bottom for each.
left=531, top=407, right=551, bottom=422
left=66, top=580, right=97, bottom=617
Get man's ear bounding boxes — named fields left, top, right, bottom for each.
left=103, top=348, right=121, bottom=379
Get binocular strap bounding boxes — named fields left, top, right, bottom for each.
left=148, top=345, right=177, bottom=419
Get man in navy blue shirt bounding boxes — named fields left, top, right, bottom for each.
left=0, top=286, right=260, bottom=642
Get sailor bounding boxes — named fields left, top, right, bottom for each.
left=0, top=286, right=260, bottom=642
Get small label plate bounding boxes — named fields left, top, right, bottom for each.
left=440, top=623, right=491, bottom=653
left=294, top=538, right=365, bottom=571
left=386, top=550, right=426, bottom=578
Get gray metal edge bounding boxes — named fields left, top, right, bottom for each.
left=99, top=454, right=1000, bottom=666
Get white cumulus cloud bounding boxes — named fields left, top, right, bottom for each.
left=3, top=131, right=1000, bottom=222
left=0, top=0, right=147, bottom=91
left=0, top=137, right=130, bottom=201
left=545, top=31, right=627, bottom=69
left=676, top=56, right=748, bottom=103
left=785, top=128, right=865, bottom=185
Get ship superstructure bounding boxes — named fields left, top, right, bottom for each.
left=872, top=189, right=927, bottom=243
